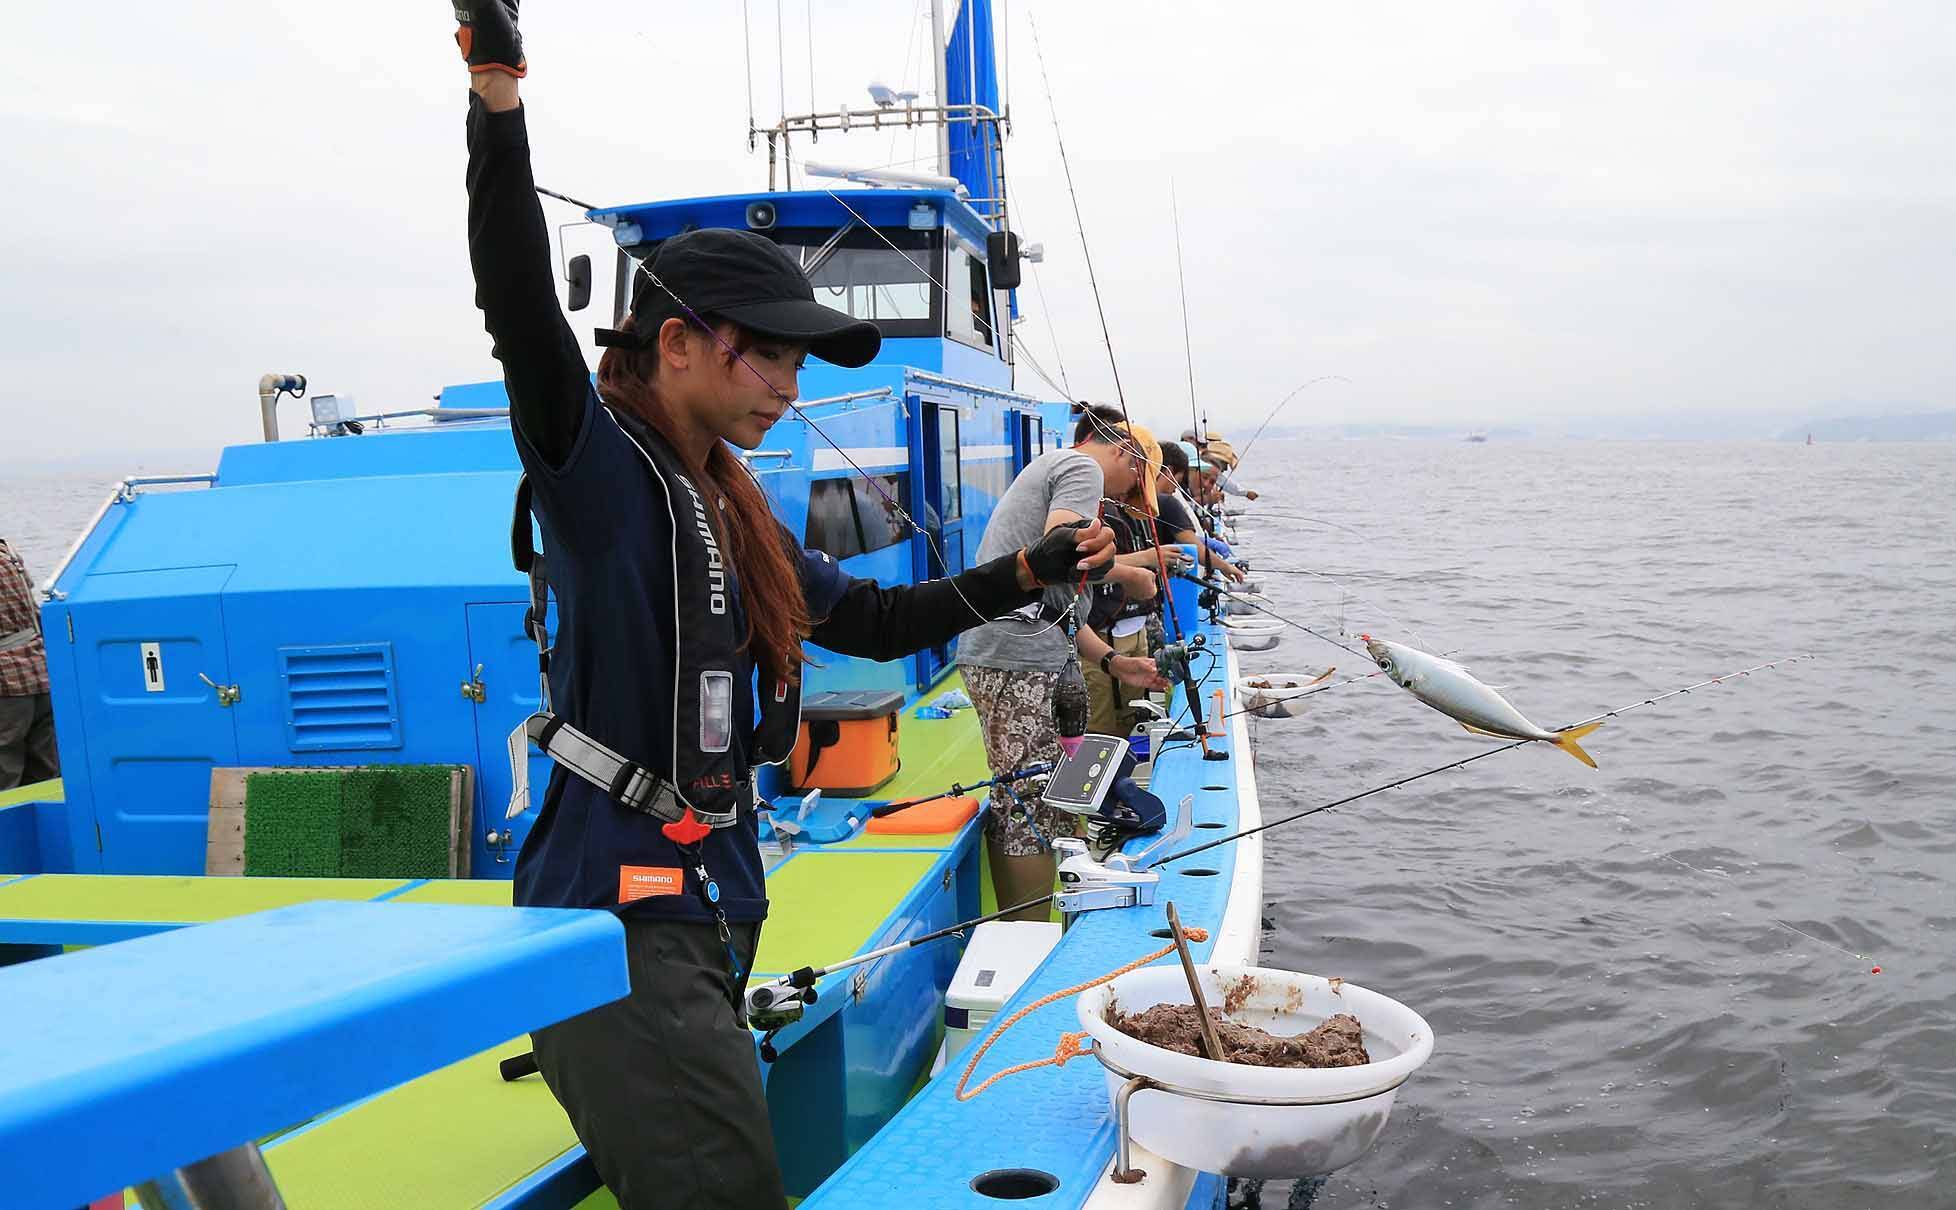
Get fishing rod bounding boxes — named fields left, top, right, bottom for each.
left=740, top=889, right=1058, bottom=1049
left=1028, top=13, right=1127, bottom=413
left=868, top=763, right=1052, bottom=818
left=502, top=766, right=1059, bottom=1082
left=498, top=886, right=1058, bottom=1079
left=1231, top=374, right=1352, bottom=475
left=1170, top=181, right=1205, bottom=478
left=1150, top=654, right=1818, bottom=869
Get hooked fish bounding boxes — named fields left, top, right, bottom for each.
left=1360, top=635, right=1602, bottom=768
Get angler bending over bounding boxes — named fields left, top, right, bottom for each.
left=957, top=406, right=1168, bottom=921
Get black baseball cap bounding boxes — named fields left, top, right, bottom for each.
left=596, top=228, right=882, bottom=367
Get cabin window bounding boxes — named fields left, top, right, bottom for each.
left=805, top=472, right=911, bottom=559
left=937, top=410, right=963, bottom=521
left=945, top=243, right=996, bottom=352
left=622, top=228, right=940, bottom=342
left=805, top=478, right=864, bottom=559
left=851, top=473, right=912, bottom=553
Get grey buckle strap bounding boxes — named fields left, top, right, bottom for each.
left=524, top=713, right=740, bottom=829
left=0, top=628, right=37, bottom=654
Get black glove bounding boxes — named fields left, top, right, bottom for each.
left=1022, top=519, right=1108, bottom=586
left=455, top=1, right=526, bottom=77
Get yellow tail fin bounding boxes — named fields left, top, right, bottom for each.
left=1552, top=721, right=1603, bottom=768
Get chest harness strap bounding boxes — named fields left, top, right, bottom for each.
left=511, top=477, right=738, bottom=837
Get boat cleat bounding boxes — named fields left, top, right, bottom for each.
left=1053, top=837, right=1159, bottom=916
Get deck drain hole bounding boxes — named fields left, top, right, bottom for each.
left=1202, top=784, right=1228, bottom=791
left=1195, top=821, right=1226, bottom=829
left=1182, top=867, right=1221, bottom=877
left=972, top=1169, right=1060, bottom=1199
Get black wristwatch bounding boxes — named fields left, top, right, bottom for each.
left=1099, top=651, right=1115, bottom=676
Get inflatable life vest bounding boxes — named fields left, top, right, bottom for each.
left=511, top=407, right=802, bottom=832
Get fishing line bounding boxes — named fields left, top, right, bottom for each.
left=1651, top=852, right=1881, bottom=969
left=1231, top=374, right=1351, bottom=475
left=1175, top=571, right=1368, bottom=659
left=621, top=251, right=1073, bottom=635
left=780, top=190, right=1091, bottom=640
left=1150, top=654, right=1819, bottom=869
left=1232, top=562, right=1435, bottom=650
left=1028, top=13, right=1127, bottom=413
left=1235, top=513, right=1375, bottom=542
left=1215, top=660, right=1475, bottom=726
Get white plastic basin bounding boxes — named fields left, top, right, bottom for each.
left=1077, top=963, right=1434, bottom=1178
left=1221, top=617, right=1285, bottom=652
left=1232, top=670, right=1333, bottom=719
left=1224, top=594, right=1273, bottom=617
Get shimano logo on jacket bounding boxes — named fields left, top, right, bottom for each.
left=679, top=475, right=728, bottom=615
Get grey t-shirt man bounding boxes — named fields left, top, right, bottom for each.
left=956, top=448, right=1104, bottom=673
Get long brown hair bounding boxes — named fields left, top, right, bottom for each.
left=596, top=314, right=812, bottom=687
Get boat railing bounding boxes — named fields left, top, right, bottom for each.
left=41, top=473, right=218, bottom=601
left=906, top=369, right=1043, bottom=407
left=306, top=406, right=510, bottom=435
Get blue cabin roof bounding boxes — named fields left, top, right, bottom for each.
left=588, top=188, right=997, bottom=251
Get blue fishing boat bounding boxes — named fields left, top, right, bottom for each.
left=0, top=4, right=1302, bottom=1208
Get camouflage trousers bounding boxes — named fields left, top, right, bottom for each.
left=962, top=664, right=1078, bottom=857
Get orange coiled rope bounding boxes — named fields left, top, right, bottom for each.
left=953, top=926, right=1211, bottom=1101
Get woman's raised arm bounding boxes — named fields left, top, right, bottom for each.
left=458, top=2, right=589, bottom=468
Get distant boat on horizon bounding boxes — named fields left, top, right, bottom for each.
left=1465, top=431, right=1489, bottom=443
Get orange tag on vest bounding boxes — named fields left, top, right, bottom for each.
left=618, top=865, right=685, bottom=903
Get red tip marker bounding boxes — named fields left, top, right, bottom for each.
left=1871, top=966, right=1881, bottom=975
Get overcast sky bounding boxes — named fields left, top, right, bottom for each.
left=2, top=0, right=1952, bottom=463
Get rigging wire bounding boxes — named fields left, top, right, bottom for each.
left=741, top=0, right=757, bottom=141
left=1025, top=254, right=1073, bottom=398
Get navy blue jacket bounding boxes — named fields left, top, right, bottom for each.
left=467, top=97, right=1038, bottom=922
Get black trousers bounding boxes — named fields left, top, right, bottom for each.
left=532, top=918, right=785, bottom=1210
left=0, top=692, right=57, bottom=790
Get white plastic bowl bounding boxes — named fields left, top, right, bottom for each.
left=1077, top=963, right=1434, bottom=1178
left=1221, top=617, right=1285, bottom=652
left=1224, top=594, right=1273, bottom=617
left=1232, top=670, right=1333, bottom=719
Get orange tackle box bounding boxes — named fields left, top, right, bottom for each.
left=788, top=689, right=907, bottom=795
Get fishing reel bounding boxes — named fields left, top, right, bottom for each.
left=1153, top=636, right=1203, bottom=687
left=746, top=969, right=820, bottom=1062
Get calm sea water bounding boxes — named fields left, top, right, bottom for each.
left=1233, top=439, right=1955, bottom=1209
left=4, top=441, right=1952, bottom=1207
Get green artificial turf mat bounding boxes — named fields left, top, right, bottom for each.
left=0, top=874, right=405, bottom=923
left=753, top=851, right=937, bottom=974
left=242, top=766, right=458, bottom=879
left=391, top=879, right=514, bottom=907
left=339, top=767, right=455, bottom=879
left=243, top=772, right=343, bottom=878
left=265, top=1037, right=579, bottom=1210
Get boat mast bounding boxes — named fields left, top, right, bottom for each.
left=931, top=0, right=951, bottom=175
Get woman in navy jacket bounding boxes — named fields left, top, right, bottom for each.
left=455, top=5, right=1112, bottom=1205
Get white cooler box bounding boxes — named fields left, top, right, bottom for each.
left=931, top=920, right=1063, bottom=1075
